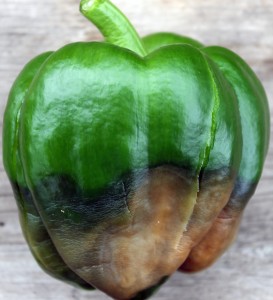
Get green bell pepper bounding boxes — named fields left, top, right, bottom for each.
left=3, top=0, right=270, bottom=299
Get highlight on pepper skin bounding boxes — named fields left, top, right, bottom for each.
left=2, top=0, right=270, bottom=299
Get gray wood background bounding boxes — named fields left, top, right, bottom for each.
left=0, top=0, right=273, bottom=299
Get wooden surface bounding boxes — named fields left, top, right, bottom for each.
left=0, top=0, right=273, bottom=299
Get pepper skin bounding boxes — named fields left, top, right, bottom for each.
left=2, top=0, right=270, bottom=299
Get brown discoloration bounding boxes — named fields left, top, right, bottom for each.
left=179, top=172, right=245, bottom=273
left=47, top=166, right=238, bottom=299
left=180, top=209, right=242, bottom=272
left=175, top=171, right=235, bottom=272
left=73, top=166, right=199, bottom=299
left=183, top=171, right=235, bottom=246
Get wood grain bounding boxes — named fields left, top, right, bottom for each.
left=0, top=0, right=273, bottom=299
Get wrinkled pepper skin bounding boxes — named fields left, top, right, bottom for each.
left=2, top=0, right=270, bottom=299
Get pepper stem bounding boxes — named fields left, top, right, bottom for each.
left=80, top=0, right=147, bottom=57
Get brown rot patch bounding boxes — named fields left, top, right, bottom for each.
left=31, top=166, right=237, bottom=299
left=37, top=165, right=198, bottom=300
left=180, top=168, right=235, bottom=248
left=71, top=165, right=199, bottom=299
left=180, top=210, right=242, bottom=273
left=180, top=177, right=250, bottom=273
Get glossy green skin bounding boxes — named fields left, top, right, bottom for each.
left=6, top=42, right=240, bottom=190
left=144, top=33, right=270, bottom=204
left=3, top=32, right=270, bottom=297
left=3, top=52, right=94, bottom=289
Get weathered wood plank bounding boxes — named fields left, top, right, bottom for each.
left=0, top=0, right=273, bottom=299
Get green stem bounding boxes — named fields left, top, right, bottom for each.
left=80, top=0, right=147, bottom=57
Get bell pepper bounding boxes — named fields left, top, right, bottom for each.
left=3, top=0, right=270, bottom=299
